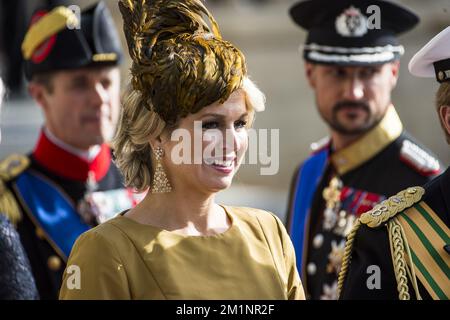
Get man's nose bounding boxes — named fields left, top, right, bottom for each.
left=92, top=83, right=109, bottom=107
left=342, top=77, right=364, bottom=100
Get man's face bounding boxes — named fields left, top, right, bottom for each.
left=305, top=62, right=399, bottom=135
left=439, top=105, right=450, bottom=145
left=30, top=66, right=121, bottom=149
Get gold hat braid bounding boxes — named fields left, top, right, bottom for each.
left=118, top=0, right=247, bottom=124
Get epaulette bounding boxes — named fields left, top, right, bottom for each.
left=359, top=186, right=425, bottom=228
left=310, top=136, right=330, bottom=153
left=0, top=154, right=30, bottom=225
left=0, top=154, right=30, bottom=182
left=400, top=140, right=440, bottom=176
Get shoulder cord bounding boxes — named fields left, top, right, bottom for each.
left=393, top=217, right=422, bottom=300
left=337, top=219, right=361, bottom=297
left=337, top=216, right=422, bottom=300
left=388, top=218, right=412, bottom=300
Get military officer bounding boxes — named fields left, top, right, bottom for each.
left=286, top=0, right=442, bottom=299
left=0, top=2, right=141, bottom=299
left=339, top=26, right=450, bottom=300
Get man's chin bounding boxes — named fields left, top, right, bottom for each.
left=331, top=122, right=374, bottom=135
left=83, top=134, right=105, bottom=147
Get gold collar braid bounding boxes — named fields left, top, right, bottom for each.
left=118, top=0, right=247, bottom=124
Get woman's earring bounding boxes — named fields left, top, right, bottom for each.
left=151, top=147, right=172, bottom=193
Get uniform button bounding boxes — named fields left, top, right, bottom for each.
left=47, top=256, right=62, bottom=271
left=407, top=187, right=417, bottom=194
left=313, top=234, right=324, bottom=249
left=35, top=228, right=46, bottom=240
left=307, top=262, right=317, bottom=275
left=444, top=244, right=450, bottom=255
left=336, top=157, right=347, bottom=165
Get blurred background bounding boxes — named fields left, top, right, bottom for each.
left=0, top=0, right=449, bottom=221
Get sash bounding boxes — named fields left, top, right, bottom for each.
left=289, top=148, right=329, bottom=276
left=397, top=201, right=450, bottom=300
left=15, top=171, right=90, bottom=260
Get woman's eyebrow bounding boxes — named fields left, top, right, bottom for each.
left=198, top=113, right=225, bottom=119
left=199, top=112, right=249, bottom=119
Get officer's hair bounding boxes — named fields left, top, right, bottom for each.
left=436, top=81, right=450, bottom=144
left=112, top=78, right=263, bottom=192
left=31, top=72, right=55, bottom=93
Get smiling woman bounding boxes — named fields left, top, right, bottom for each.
left=58, top=0, right=304, bottom=300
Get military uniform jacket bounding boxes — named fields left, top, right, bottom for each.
left=339, top=167, right=450, bottom=300
left=0, top=130, right=141, bottom=299
left=286, top=107, right=441, bottom=300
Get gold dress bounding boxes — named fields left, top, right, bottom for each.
left=59, top=206, right=305, bottom=300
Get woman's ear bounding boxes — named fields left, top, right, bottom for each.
left=149, top=127, right=172, bottom=150
left=389, top=60, right=400, bottom=89
left=304, top=62, right=317, bottom=88
left=28, top=82, right=49, bottom=111
left=149, top=134, right=163, bottom=151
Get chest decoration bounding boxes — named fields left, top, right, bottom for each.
left=322, top=176, right=385, bottom=237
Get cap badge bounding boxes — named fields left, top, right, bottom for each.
left=335, top=6, right=368, bottom=38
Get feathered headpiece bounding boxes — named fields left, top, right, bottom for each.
left=118, top=0, right=247, bottom=124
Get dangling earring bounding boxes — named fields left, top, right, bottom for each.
left=151, top=146, right=172, bottom=193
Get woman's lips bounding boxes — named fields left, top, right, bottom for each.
left=205, top=158, right=236, bottom=175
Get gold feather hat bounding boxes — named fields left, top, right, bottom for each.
left=118, top=0, right=250, bottom=124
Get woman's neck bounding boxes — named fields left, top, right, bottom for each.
left=126, top=188, right=230, bottom=236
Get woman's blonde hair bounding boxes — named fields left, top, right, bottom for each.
left=113, top=77, right=265, bottom=192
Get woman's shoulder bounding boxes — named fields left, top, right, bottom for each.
left=61, top=217, right=132, bottom=299
left=81, top=215, right=124, bottom=237
left=225, top=206, right=292, bottom=257
left=72, top=216, right=133, bottom=255
left=225, top=205, right=284, bottom=231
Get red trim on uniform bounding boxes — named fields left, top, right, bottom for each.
left=29, top=10, right=57, bottom=64
left=32, top=131, right=111, bottom=182
left=311, top=141, right=331, bottom=155
left=399, top=155, right=441, bottom=177
left=32, top=35, right=57, bottom=64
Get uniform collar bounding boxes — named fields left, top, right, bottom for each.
left=330, top=105, right=403, bottom=175
left=32, top=129, right=111, bottom=182
left=43, top=127, right=101, bottom=161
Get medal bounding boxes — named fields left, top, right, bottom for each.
left=334, top=210, right=350, bottom=236
left=77, top=171, right=101, bottom=225
left=326, top=239, right=346, bottom=275
left=322, top=176, right=343, bottom=230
